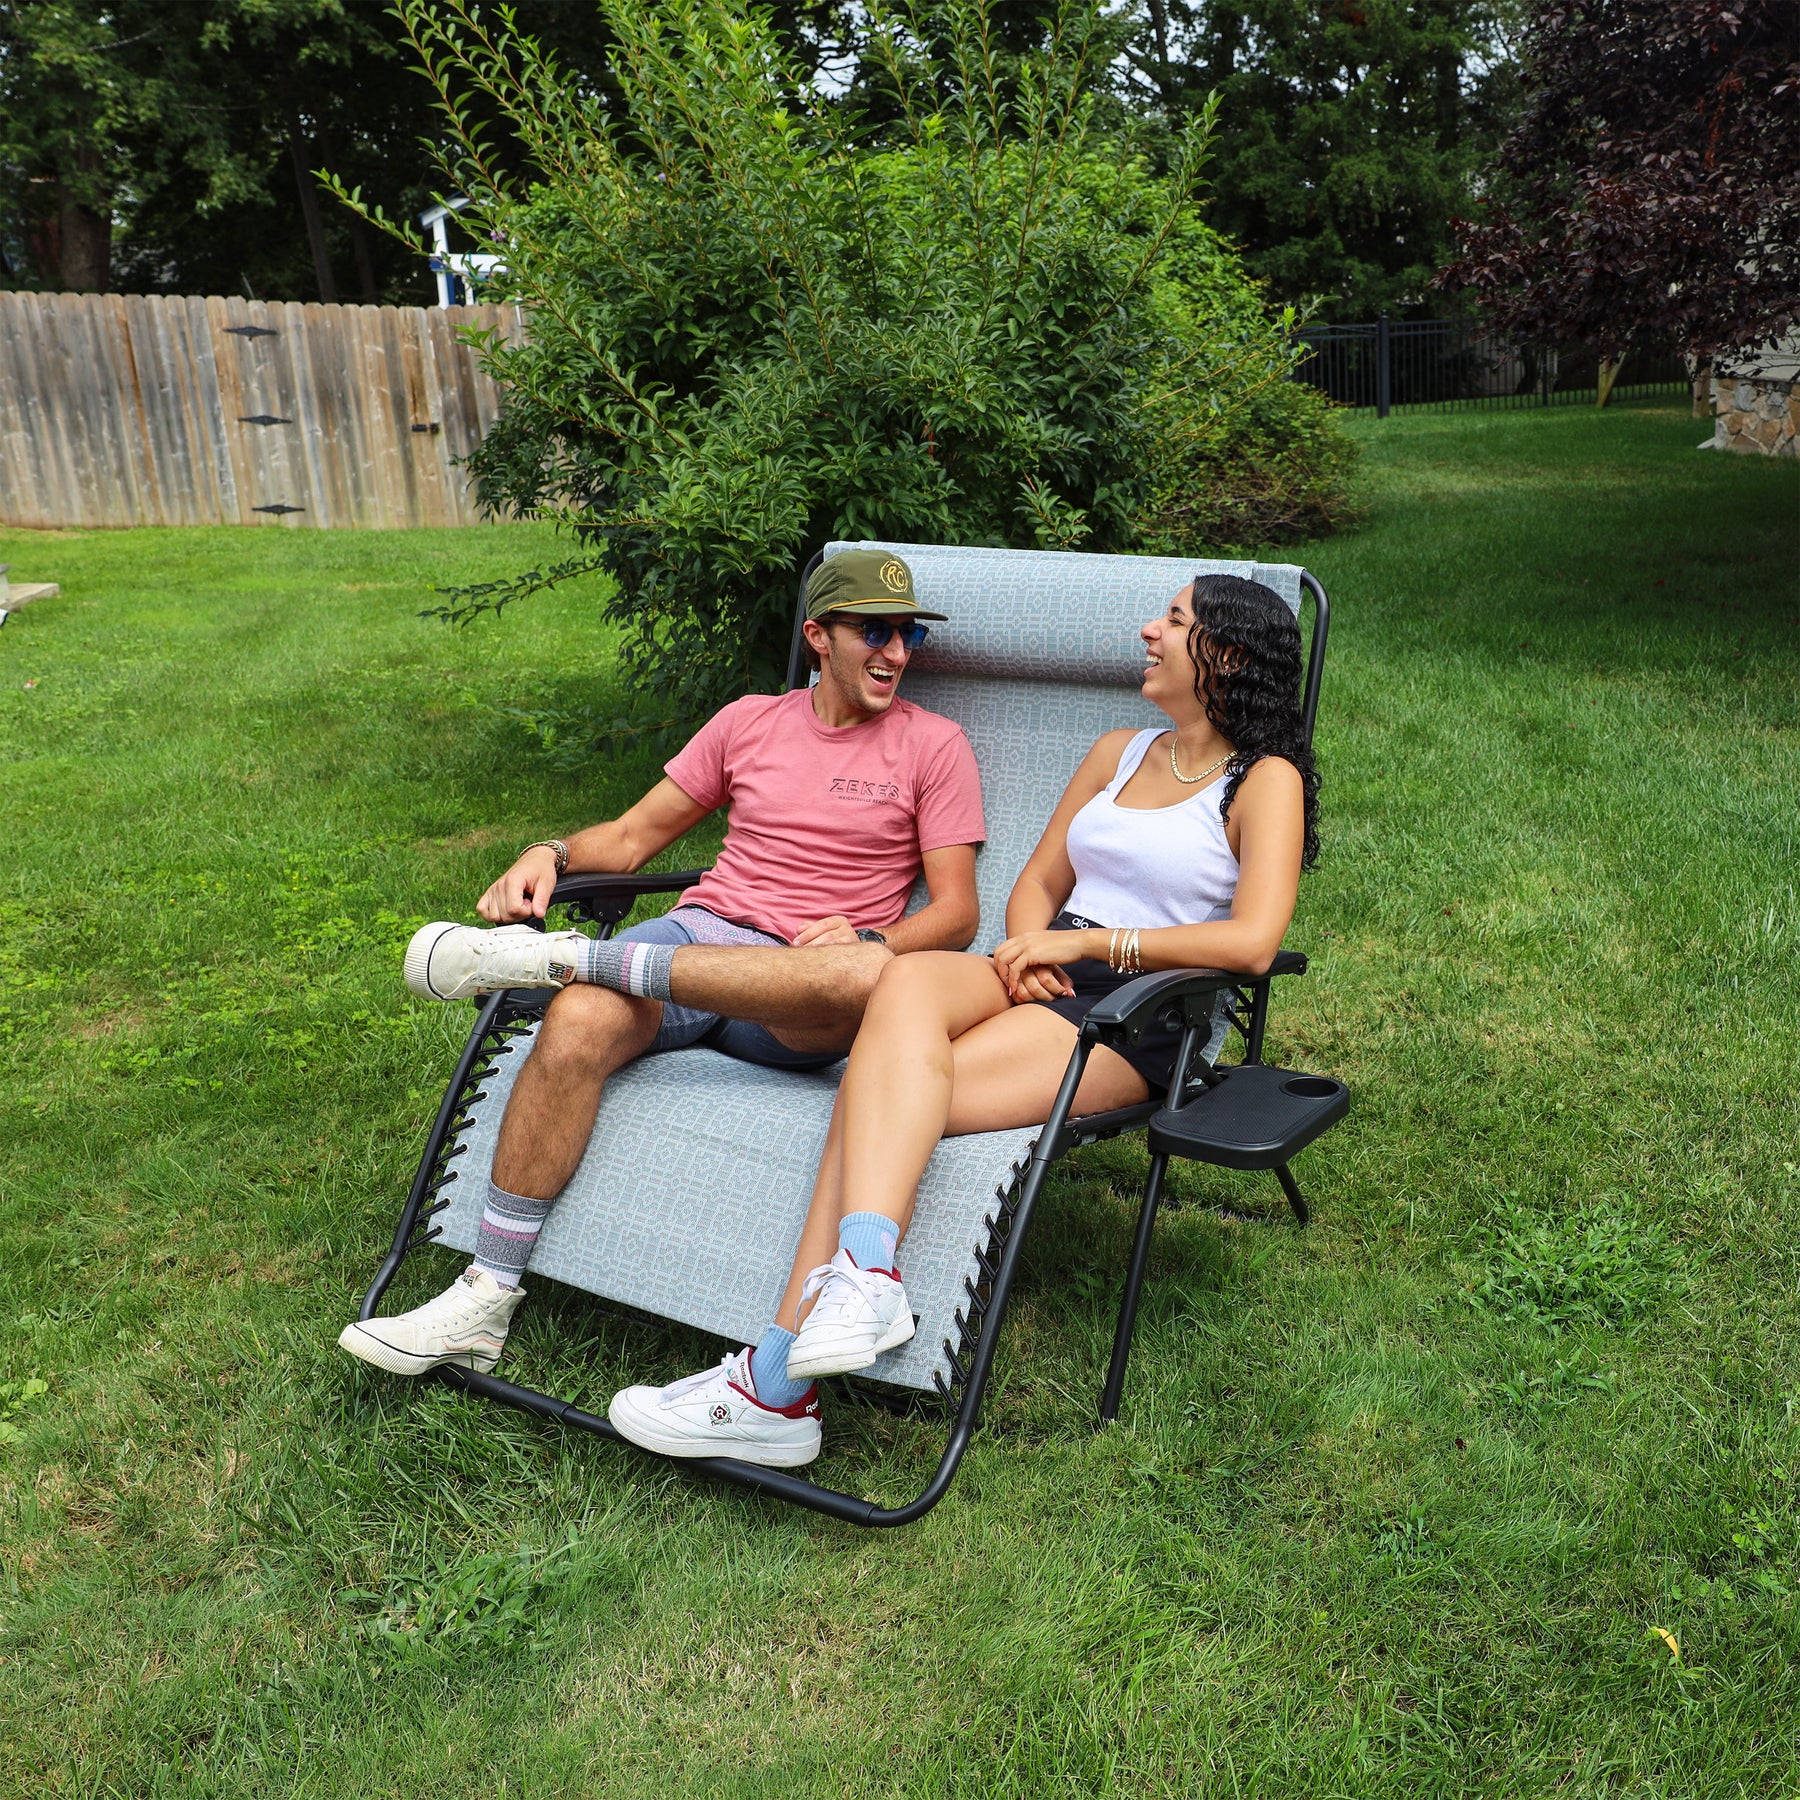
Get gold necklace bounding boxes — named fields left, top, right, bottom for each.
left=1169, top=734, right=1230, bottom=785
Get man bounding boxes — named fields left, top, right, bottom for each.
left=339, top=548, right=984, bottom=1387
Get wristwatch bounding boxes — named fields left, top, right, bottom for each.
left=855, top=928, right=888, bottom=945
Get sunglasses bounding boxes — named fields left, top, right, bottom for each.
left=833, top=616, right=931, bottom=653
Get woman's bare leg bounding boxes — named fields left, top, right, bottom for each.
left=832, top=950, right=1016, bottom=1222
left=769, top=953, right=1002, bottom=1326
left=771, top=952, right=1151, bottom=1327
left=771, top=1093, right=851, bottom=1329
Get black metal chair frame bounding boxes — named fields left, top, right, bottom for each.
left=357, top=564, right=1336, bottom=1528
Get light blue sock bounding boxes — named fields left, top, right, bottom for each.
left=839, top=1210, right=900, bottom=1274
left=749, top=1323, right=810, bottom=1407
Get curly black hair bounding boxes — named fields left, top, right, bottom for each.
left=1187, top=574, right=1321, bottom=870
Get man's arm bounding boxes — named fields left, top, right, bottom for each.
left=789, top=843, right=980, bottom=953
left=883, top=843, right=979, bottom=953
left=477, top=778, right=713, bottom=922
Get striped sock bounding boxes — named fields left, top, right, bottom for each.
left=749, top=1322, right=811, bottom=1407
left=575, top=935, right=676, bottom=1001
left=471, top=1179, right=556, bottom=1287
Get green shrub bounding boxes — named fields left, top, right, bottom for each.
left=353, top=0, right=1353, bottom=731
left=1137, top=379, right=1359, bottom=553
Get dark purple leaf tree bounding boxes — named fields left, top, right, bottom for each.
left=1439, top=0, right=1800, bottom=365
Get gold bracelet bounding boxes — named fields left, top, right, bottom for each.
left=522, top=838, right=569, bottom=875
left=1107, top=928, right=1121, bottom=973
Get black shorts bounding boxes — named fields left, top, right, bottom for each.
left=1033, top=911, right=1188, bottom=1097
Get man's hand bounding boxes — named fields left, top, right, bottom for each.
left=991, top=929, right=1082, bottom=1004
left=791, top=914, right=862, bottom=948
left=478, top=846, right=562, bottom=923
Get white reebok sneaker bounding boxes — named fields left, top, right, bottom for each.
left=608, top=1349, right=822, bottom=1467
left=337, top=1267, right=526, bottom=1375
left=403, top=921, right=588, bottom=1002
left=785, top=1248, right=915, bottom=1379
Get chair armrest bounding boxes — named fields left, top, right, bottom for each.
left=548, top=868, right=710, bottom=927
left=1082, top=969, right=1234, bottom=1044
left=1082, top=950, right=1310, bottom=1044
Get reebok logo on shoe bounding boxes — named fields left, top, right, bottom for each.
left=608, top=1349, right=822, bottom=1467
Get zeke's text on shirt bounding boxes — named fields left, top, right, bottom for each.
left=829, top=777, right=901, bottom=801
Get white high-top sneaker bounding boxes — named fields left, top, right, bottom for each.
left=337, top=1268, right=526, bottom=1375
left=608, top=1349, right=822, bottom=1467
left=403, top=922, right=588, bottom=1001
left=785, top=1248, right=915, bottom=1379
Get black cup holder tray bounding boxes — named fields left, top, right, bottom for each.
left=1148, top=1063, right=1349, bottom=1170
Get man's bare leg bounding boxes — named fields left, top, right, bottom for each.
left=490, top=983, right=662, bottom=1199
left=487, top=941, right=888, bottom=1202
left=334, top=987, right=657, bottom=1372
left=663, top=940, right=892, bottom=1053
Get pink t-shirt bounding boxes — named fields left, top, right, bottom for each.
left=663, top=688, right=985, bottom=943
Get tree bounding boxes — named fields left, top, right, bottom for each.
left=1439, top=0, right=1800, bottom=357
left=344, top=0, right=1347, bottom=731
left=0, top=1, right=623, bottom=300
left=1116, top=0, right=1524, bottom=318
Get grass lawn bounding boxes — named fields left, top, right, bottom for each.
left=1, top=400, right=1796, bottom=1798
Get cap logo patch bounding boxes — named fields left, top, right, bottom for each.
left=879, top=559, right=910, bottom=593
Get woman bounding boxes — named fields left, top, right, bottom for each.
left=608, top=574, right=1321, bottom=1467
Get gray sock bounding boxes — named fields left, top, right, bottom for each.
left=472, top=1179, right=556, bottom=1287
left=575, top=935, right=676, bottom=1001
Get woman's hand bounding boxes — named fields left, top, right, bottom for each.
left=991, top=929, right=1092, bottom=1003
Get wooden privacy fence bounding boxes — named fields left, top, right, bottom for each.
left=0, top=292, right=525, bottom=529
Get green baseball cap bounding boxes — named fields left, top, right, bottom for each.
left=803, top=548, right=947, bottom=622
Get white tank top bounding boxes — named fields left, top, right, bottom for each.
left=1063, top=728, right=1239, bottom=930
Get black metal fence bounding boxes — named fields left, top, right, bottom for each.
left=1294, top=317, right=1690, bottom=415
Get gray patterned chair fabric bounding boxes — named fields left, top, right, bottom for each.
left=433, top=545, right=1307, bottom=1392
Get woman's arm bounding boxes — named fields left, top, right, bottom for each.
left=994, top=731, right=1140, bottom=1000
left=993, top=755, right=1305, bottom=991
left=1003, top=730, right=1140, bottom=935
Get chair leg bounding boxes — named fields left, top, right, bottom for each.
left=1274, top=1162, right=1310, bottom=1226
left=1099, top=1153, right=1169, bottom=1425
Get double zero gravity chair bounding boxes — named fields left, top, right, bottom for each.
left=357, top=542, right=1347, bottom=1527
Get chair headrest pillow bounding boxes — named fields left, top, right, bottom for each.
left=822, top=542, right=1306, bottom=690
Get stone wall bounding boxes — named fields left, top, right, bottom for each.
left=1705, top=338, right=1798, bottom=457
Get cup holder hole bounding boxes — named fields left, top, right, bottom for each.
left=1281, top=1075, right=1339, bottom=1099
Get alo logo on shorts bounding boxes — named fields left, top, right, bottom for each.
left=830, top=776, right=900, bottom=802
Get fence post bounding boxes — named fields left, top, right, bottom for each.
left=1376, top=314, right=1391, bottom=419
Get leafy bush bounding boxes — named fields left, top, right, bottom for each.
left=1137, top=378, right=1359, bottom=553
left=353, top=0, right=1352, bottom=732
